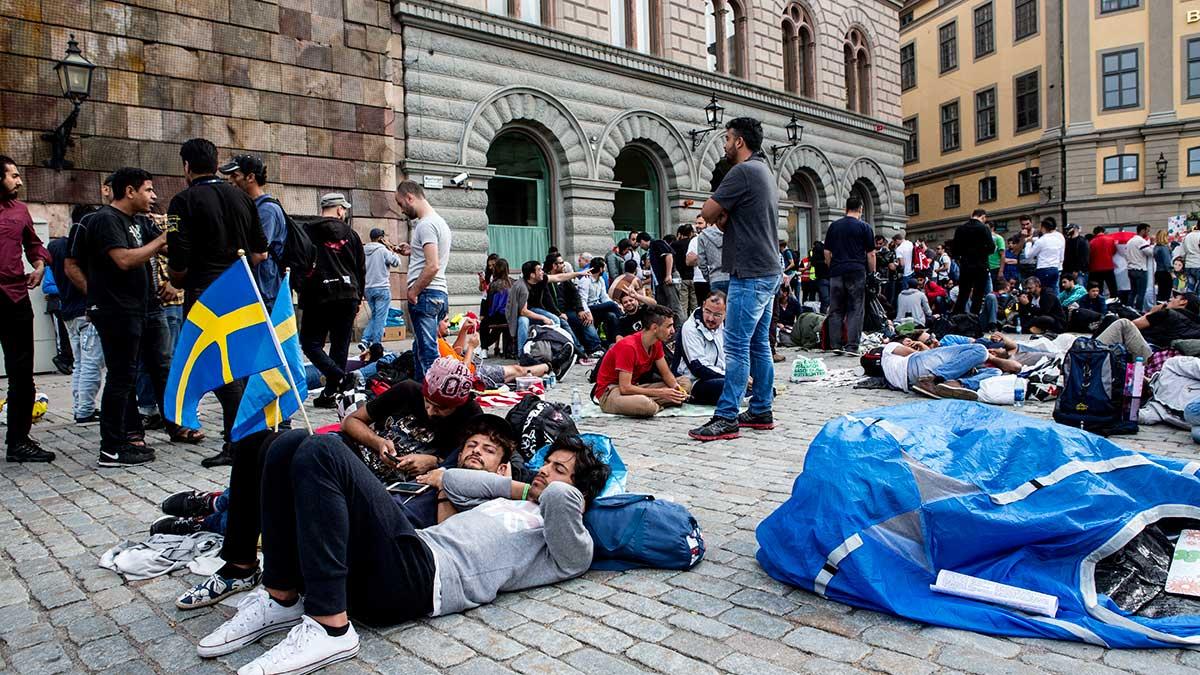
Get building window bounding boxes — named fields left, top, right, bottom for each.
left=707, top=0, right=746, bottom=77
left=944, top=185, right=961, bottom=209
left=1015, top=0, right=1037, bottom=40
left=901, top=43, right=916, bottom=91
left=1015, top=71, right=1040, bottom=132
left=974, top=3, right=994, bottom=58
left=611, top=0, right=661, bottom=55
left=1189, top=39, right=1200, bottom=99
left=1190, top=147, right=1200, bottom=176
left=939, top=22, right=958, bottom=73
left=782, top=2, right=816, bottom=98
left=900, top=10, right=914, bottom=27
left=1100, top=0, right=1138, bottom=12
left=979, top=176, right=998, bottom=203
left=975, top=87, right=997, bottom=142
left=487, top=0, right=548, bottom=24
left=844, top=28, right=872, bottom=114
left=1101, top=49, right=1139, bottom=110
left=1018, top=167, right=1039, bottom=195
left=903, top=117, right=918, bottom=163
left=940, top=100, right=960, bottom=153
left=906, top=194, right=920, bottom=216
left=1103, top=154, right=1139, bottom=183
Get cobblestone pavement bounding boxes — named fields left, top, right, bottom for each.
left=3, top=347, right=1200, bottom=675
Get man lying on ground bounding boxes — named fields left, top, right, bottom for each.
left=593, top=304, right=691, bottom=417
left=862, top=337, right=1022, bottom=401
left=196, top=433, right=609, bottom=675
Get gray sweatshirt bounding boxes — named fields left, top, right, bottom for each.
left=697, top=226, right=728, bottom=285
left=363, top=242, right=401, bottom=289
left=415, top=470, right=593, bottom=616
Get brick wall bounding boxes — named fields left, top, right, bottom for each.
left=0, top=0, right=403, bottom=242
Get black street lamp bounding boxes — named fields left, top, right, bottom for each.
left=770, top=113, right=804, bottom=164
left=1156, top=152, right=1168, bottom=190
left=688, top=94, right=725, bottom=151
left=43, top=34, right=97, bottom=171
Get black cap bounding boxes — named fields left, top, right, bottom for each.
left=217, top=154, right=266, bottom=181
left=369, top=228, right=387, bottom=241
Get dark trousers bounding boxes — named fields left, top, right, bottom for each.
left=220, top=429, right=291, bottom=566
left=260, top=433, right=435, bottom=623
left=690, top=377, right=725, bottom=405
left=1128, top=269, right=1150, bottom=312
left=953, top=267, right=990, bottom=314
left=588, top=301, right=622, bottom=347
left=827, top=272, right=866, bottom=350
left=184, top=290, right=244, bottom=442
left=49, top=310, right=73, bottom=366
left=693, top=281, right=711, bottom=306
left=300, top=299, right=358, bottom=397
left=1156, top=270, right=1174, bottom=302
left=1090, top=270, right=1118, bottom=298
left=0, top=295, right=34, bottom=447
left=655, top=283, right=683, bottom=329
left=91, top=310, right=172, bottom=450
left=1035, top=268, right=1060, bottom=296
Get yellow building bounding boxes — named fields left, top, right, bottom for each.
left=901, top=0, right=1200, bottom=242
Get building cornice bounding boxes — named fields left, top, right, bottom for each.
left=393, top=0, right=908, bottom=143
left=900, top=0, right=970, bottom=36
left=905, top=139, right=1050, bottom=183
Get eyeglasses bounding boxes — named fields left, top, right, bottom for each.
left=701, top=309, right=726, bottom=319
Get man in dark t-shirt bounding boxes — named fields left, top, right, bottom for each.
left=823, top=197, right=876, bottom=354
left=640, top=232, right=683, bottom=329
left=691, top=117, right=780, bottom=442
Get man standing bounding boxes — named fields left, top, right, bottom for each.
left=361, top=228, right=401, bottom=348
left=640, top=231, right=683, bottom=328
left=394, top=181, right=451, bottom=383
left=1023, top=217, right=1065, bottom=293
left=1062, top=224, right=1089, bottom=289
left=1089, top=226, right=1119, bottom=298
left=1124, top=223, right=1153, bottom=312
left=893, top=231, right=915, bottom=290
left=85, top=168, right=171, bottom=467
left=0, top=155, right=52, bottom=462
left=674, top=224, right=699, bottom=318
left=950, top=208, right=995, bottom=315
left=301, top=194, right=365, bottom=408
left=690, top=117, right=780, bottom=442
left=822, top=197, right=876, bottom=355
left=219, top=155, right=286, bottom=309
left=167, top=138, right=269, bottom=467
left=988, top=221, right=1006, bottom=289
left=1180, top=224, right=1200, bottom=293
left=685, top=215, right=710, bottom=305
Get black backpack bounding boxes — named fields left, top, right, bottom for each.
left=304, top=220, right=363, bottom=304
left=260, top=197, right=316, bottom=291
left=504, top=396, right=579, bottom=463
left=1053, top=337, right=1137, bottom=436
left=519, top=324, right=576, bottom=379
left=929, top=313, right=983, bottom=339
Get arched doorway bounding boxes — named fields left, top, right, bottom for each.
left=786, top=171, right=819, bottom=254
left=486, top=130, right=553, bottom=266
left=612, top=146, right=662, bottom=242
left=851, top=179, right=874, bottom=226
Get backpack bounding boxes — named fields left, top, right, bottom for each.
left=583, top=494, right=706, bottom=571
left=1053, top=337, right=1137, bottom=435
left=929, top=313, right=983, bottom=339
left=504, top=396, right=579, bottom=463
left=519, top=323, right=576, bottom=379
left=303, top=219, right=362, bottom=304
left=259, top=197, right=316, bottom=291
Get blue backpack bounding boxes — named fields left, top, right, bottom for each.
left=1052, top=337, right=1137, bottom=436
left=583, top=494, right=705, bottom=571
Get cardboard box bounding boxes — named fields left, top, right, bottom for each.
left=383, top=326, right=407, bottom=342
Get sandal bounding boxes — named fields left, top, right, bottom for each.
left=168, top=427, right=206, bottom=444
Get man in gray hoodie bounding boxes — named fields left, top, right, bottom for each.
left=196, top=432, right=609, bottom=674
left=361, top=228, right=401, bottom=349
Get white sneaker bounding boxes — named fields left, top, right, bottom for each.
left=237, top=616, right=359, bottom=675
left=197, top=588, right=304, bottom=658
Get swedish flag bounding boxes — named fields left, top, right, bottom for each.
left=165, top=259, right=285, bottom=430
left=231, top=273, right=308, bottom=441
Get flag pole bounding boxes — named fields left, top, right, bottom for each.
left=238, top=253, right=313, bottom=434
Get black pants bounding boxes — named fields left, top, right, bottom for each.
left=220, top=429, right=291, bottom=566
left=1090, top=270, right=1118, bottom=298
left=690, top=377, right=724, bottom=406
left=260, top=432, right=435, bottom=623
left=49, top=309, right=73, bottom=366
left=953, top=266, right=989, bottom=315
left=1156, top=270, right=1174, bottom=302
left=184, top=290, right=245, bottom=442
left=91, top=310, right=172, bottom=450
left=300, top=299, right=358, bottom=396
left=0, top=294, right=34, bottom=447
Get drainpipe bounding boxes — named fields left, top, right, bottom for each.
left=1056, top=0, right=1068, bottom=229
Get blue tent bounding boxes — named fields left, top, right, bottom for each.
left=756, top=400, right=1200, bottom=648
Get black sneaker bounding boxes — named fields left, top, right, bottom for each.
left=312, top=393, right=337, bottom=409
left=150, top=516, right=204, bottom=536
left=142, top=413, right=165, bottom=430
left=200, top=443, right=235, bottom=468
left=161, top=490, right=219, bottom=518
left=98, top=444, right=154, bottom=467
left=74, top=411, right=101, bottom=425
left=52, top=355, right=73, bottom=375
left=6, top=438, right=55, bottom=463
left=688, top=416, right=740, bottom=442
left=736, top=410, right=776, bottom=430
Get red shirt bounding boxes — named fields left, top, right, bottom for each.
left=593, top=331, right=664, bottom=398
left=1089, top=235, right=1117, bottom=272
left=0, top=199, right=50, bottom=303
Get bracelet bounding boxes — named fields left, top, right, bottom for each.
left=437, top=497, right=451, bottom=504
left=521, top=484, right=530, bottom=501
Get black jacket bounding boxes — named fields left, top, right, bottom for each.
left=301, top=217, right=365, bottom=304
left=1018, top=288, right=1066, bottom=332
left=1063, top=235, right=1090, bottom=275
left=949, top=219, right=995, bottom=270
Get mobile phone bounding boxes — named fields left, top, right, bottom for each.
left=386, top=481, right=430, bottom=496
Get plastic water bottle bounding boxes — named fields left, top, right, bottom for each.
left=1013, top=378, right=1025, bottom=407
left=547, top=371, right=557, bottom=389
left=1015, top=316, right=1022, bottom=335
left=571, top=388, right=583, bottom=423
left=1128, top=357, right=1145, bottom=422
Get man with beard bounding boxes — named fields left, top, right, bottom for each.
left=394, top=181, right=452, bottom=383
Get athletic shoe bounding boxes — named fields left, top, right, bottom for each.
left=178, top=567, right=263, bottom=611
left=97, top=444, right=154, bottom=467
left=197, top=587, right=302, bottom=658
left=161, top=490, right=219, bottom=518
left=201, top=444, right=235, bottom=468
left=150, top=515, right=203, bottom=536
left=736, top=410, right=775, bottom=430
left=6, top=438, right=55, bottom=463
left=688, top=416, right=740, bottom=442
left=311, top=393, right=337, bottom=409
left=933, top=380, right=979, bottom=401
left=74, top=411, right=101, bottom=425
left=911, top=377, right=942, bottom=399
left=237, top=615, right=359, bottom=675
left=577, top=357, right=596, bottom=367
left=588, top=350, right=606, bottom=359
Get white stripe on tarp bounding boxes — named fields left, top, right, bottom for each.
left=990, top=455, right=1154, bottom=505
left=1183, top=461, right=1200, bottom=477
left=1028, top=616, right=1108, bottom=647
left=813, top=533, right=864, bottom=598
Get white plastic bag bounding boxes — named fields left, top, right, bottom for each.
left=978, top=374, right=1020, bottom=406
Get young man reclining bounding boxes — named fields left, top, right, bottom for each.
left=861, top=337, right=1021, bottom=401
left=196, top=433, right=609, bottom=675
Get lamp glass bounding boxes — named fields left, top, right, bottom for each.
left=786, top=117, right=802, bottom=144
left=1157, top=154, right=1168, bottom=176
left=54, top=37, right=96, bottom=101
left=705, top=97, right=724, bottom=127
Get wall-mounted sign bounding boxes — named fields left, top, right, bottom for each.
left=423, top=175, right=444, bottom=190
left=1189, top=9, right=1200, bottom=24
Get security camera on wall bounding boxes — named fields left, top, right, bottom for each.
left=450, top=172, right=469, bottom=186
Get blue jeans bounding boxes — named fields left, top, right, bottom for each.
left=716, top=275, right=778, bottom=420
left=1188, top=268, right=1200, bottom=294
left=66, top=316, right=104, bottom=419
left=1127, top=270, right=1149, bottom=312
left=817, top=278, right=830, bottom=313
left=567, top=311, right=602, bottom=353
left=409, top=289, right=448, bottom=382
left=710, top=280, right=729, bottom=296
left=906, top=343, right=991, bottom=389
left=203, top=490, right=230, bottom=535
left=362, top=287, right=391, bottom=346
left=136, top=310, right=175, bottom=415
left=1186, top=398, right=1200, bottom=444
left=980, top=293, right=998, bottom=328
left=1035, top=268, right=1059, bottom=295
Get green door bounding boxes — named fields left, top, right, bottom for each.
left=612, top=147, right=661, bottom=243
left=487, top=132, right=552, bottom=266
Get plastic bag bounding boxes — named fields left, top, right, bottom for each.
left=527, top=432, right=627, bottom=498
left=977, top=375, right=1018, bottom=405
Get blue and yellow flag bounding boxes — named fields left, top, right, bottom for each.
left=231, top=274, right=308, bottom=441
left=165, top=260, right=285, bottom=430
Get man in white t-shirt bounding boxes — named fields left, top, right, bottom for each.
left=1023, top=217, right=1065, bottom=294
left=1123, top=223, right=1153, bottom=312
left=861, top=339, right=1020, bottom=401
left=395, top=180, right=452, bottom=383
left=893, top=233, right=915, bottom=283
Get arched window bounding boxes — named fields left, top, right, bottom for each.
left=844, top=28, right=871, bottom=114
left=487, top=0, right=553, bottom=26
left=705, top=0, right=745, bottom=76
left=782, top=2, right=816, bottom=98
left=612, top=146, right=662, bottom=241
left=487, top=131, right=554, bottom=266
left=611, top=0, right=662, bottom=55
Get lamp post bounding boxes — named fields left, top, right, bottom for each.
left=1156, top=152, right=1168, bottom=190
left=770, top=113, right=804, bottom=164
left=43, top=34, right=96, bottom=171
left=687, top=94, right=725, bottom=151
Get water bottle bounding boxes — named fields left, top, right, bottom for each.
left=571, top=388, right=583, bottom=423
left=1128, top=357, right=1145, bottom=422
left=547, top=371, right=557, bottom=389
left=1015, top=316, right=1022, bottom=335
left=1013, top=377, right=1025, bottom=407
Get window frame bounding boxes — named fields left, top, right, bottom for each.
left=1098, top=0, right=1139, bottom=14
left=1102, top=153, right=1140, bottom=184
left=1017, top=167, right=1040, bottom=196
left=979, top=176, right=998, bottom=203
left=944, top=184, right=961, bottom=209
left=611, top=0, right=662, bottom=56
left=1014, top=0, right=1038, bottom=42
left=1099, top=46, right=1141, bottom=111
left=1187, top=37, right=1200, bottom=101
left=905, top=193, right=920, bottom=216
left=900, top=42, right=916, bottom=91
left=940, top=99, right=961, bottom=154
left=975, top=85, right=998, bottom=143
left=903, top=116, right=919, bottom=164
left=900, top=10, right=914, bottom=27
left=1189, top=147, right=1200, bottom=177
left=939, top=20, right=959, bottom=74
left=1014, top=69, right=1040, bottom=133
left=974, top=2, right=995, bottom=59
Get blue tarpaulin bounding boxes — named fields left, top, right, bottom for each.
left=756, top=400, right=1200, bottom=648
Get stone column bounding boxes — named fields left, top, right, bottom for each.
left=561, top=177, right=623, bottom=264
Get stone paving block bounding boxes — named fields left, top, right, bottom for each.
left=625, top=642, right=720, bottom=675
left=601, top=608, right=674, bottom=643
left=448, top=656, right=519, bottom=675
left=388, top=625, right=475, bottom=668
left=9, top=640, right=72, bottom=674
left=1023, top=651, right=1125, bottom=675
left=1, top=622, right=55, bottom=650
left=511, top=650, right=587, bottom=675
left=936, top=645, right=1046, bottom=675
left=666, top=571, right=741, bottom=599
left=1101, top=649, right=1192, bottom=675
left=660, top=629, right=735, bottom=664
left=728, top=587, right=799, bottom=616
left=605, top=574, right=673, bottom=597
left=659, top=588, right=734, bottom=617
left=98, top=658, right=158, bottom=675
left=508, top=598, right=569, bottom=624
left=107, top=600, right=154, bottom=626
left=862, top=648, right=938, bottom=675
left=145, top=634, right=205, bottom=671
left=76, top=634, right=137, bottom=670
left=127, top=615, right=176, bottom=644
left=548, top=591, right=617, bottom=618
left=0, top=603, right=39, bottom=633
left=446, top=618, right=527, bottom=660
left=606, top=591, right=674, bottom=619
left=28, top=572, right=86, bottom=609
left=465, top=604, right=529, bottom=631
left=717, top=606, right=794, bottom=638
left=562, top=647, right=652, bottom=675
left=0, top=577, right=30, bottom=607
left=921, top=627, right=1024, bottom=658
left=718, top=652, right=803, bottom=675
left=860, top=625, right=937, bottom=658
left=559, top=577, right=616, bottom=600
left=666, top=611, right=736, bottom=640
left=506, top=622, right=582, bottom=657
left=65, top=615, right=119, bottom=644
left=555, top=616, right=635, bottom=654
left=375, top=654, right=442, bottom=675
left=783, top=626, right=871, bottom=662
left=48, top=600, right=95, bottom=626
left=798, top=655, right=873, bottom=675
